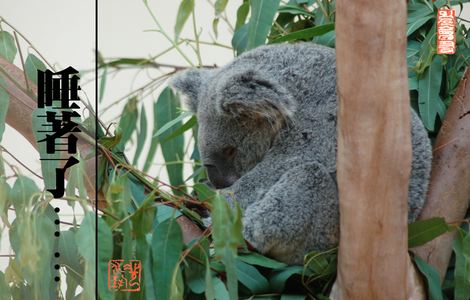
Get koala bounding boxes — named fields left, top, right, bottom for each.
left=171, top=42, right=432, bottom=265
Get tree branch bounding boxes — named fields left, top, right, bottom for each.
left=412, top=67, right=470, bottom=280
left=0, top=57, right=203, bottom=243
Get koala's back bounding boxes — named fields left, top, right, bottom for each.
left=228, top=43, right=432, bottom=223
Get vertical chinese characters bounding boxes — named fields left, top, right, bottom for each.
left=36, top=67, right=82, bottom=198
left=437, top=8, right=456, bottom=55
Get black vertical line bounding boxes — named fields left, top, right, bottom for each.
left=95, top=0, right=99, bottom=298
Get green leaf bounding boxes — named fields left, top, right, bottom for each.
left=408, top=217, right=451, bottom=248
left=193, top=183, right=216, bottom=202
left=235, top=2, right=250, bottom=30
left=65, top=153, right=88, bottom=205
left=245, top=0, right=281, bottom=51
left=97, top=217, right=113, bottom=300
left=0, top=177, right=10, bottom=225
left=414, top=21, right=437, bottom=75
left=270, top=23, right=335, bottom=44
left=9, top=206, right=55, bottom=299
left=24, top=54, right=47, bottom=84
left=154, top=87, right=185, bottom=188
left=215, top=0, right=229, bottom=15
left=213, top=276, right=230, bottom=300
left=117, top=96, right=138, bottom=149
left=99, top=66, right=107, bottom=103
left=0, top=271, right=12, bottom=300
left=9, top=175, right=39, bottom=213
left=269, top=266, right=303, bottom=293
left=278, top=5, right=315, bottom=17
left=413, top=256, right=443, bottom=300
left=75, top=212, right=96, bottom=300
left=153, top=111, right=192, bottom=138
left=151, top=217, right=183, bottom=300
left=453, top=229, right=470, bottom=300
left=0, top=85, right=9, bottom=144
left=133, top=106, right=148, bottom=166
left=418, top=55, right=445, bottom=131
left=58, top=229, right=85, bottom=298
left=235, top=259, right=269, bottom=293
left=232, top=24, right=249, bottom=55
left=281, top=295, right=306, bottom=300
left=175, top=0, right=195, bottom=40
left=407, top=15, right=434, bottom=36
left=185, top=238, right=210, bottom=294
left=211, top=194, right=244, bottom=300
left=0, top=31, right=17, bottom=62
left=238, top=252, right=287, bottom=269
left=162, top=115, right=196, bottom=143
left=131, top=201, right=156, bottom=238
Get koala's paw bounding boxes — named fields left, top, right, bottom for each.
left=243, top=212, right=305, bottom=265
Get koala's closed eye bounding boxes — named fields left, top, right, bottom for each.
left=221, top=146, right=237, bottom=159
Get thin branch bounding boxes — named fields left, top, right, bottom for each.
left=143, top=2, right=194, bottom=66
left=0, top=16, right=55, bottom=71
left=1, top=146, right=43, bottom=179
left=191, top=10, right=203, bottom=66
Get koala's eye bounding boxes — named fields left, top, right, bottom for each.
left=221, top=146, right=237, bottom=159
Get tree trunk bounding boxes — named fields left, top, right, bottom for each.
left=412, top=67, right=470, bottom=280
left=331, top=0, right=422, bottom=298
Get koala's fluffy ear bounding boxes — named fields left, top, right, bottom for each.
left=216, top=69, right=296, bottom=128
left=170, top=68, right=212, bottom=112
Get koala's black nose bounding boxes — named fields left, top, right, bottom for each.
left=204, top=164, right=235, bottom=189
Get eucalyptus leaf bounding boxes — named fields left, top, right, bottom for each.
left=414, top=256, right=444, bottom=300
left=0, top=31, right=17, bottom=62
left=99, top=66, right=107, bottom=103
left=75, top=212, right=96, bottom=300
left=270, top=23, right=334, bottom=44
left=418, top=55, right=444, bottom=131
left=215, top=0, right=229, bottom=15
left=0, top=86, right=9, bottom=143
left=235, top=2, right=250, bottom=30
left=245, top=0, right=281, bottom=51
left=154, top=87, right=185, bottom=189
left=9, top=175, right=39, bottom=213
left=269, top=266, right=303, bottom=293
left=98, top=218, right=113, bottom=300
left=407, top=15, right=434, bottom=36
left=232, top=24, right=249, bottom=54
left=453, top=229, right=470, bottom=300
left=117, top=96, right=138, bottom=149
left=175, top=0, right=195, bottom=40
left=133, top=106, right=148, bottom=166
left=408, top=217, right=451, bottom=248
left=24, top=54, right=47, bottom=84
left=238, top=252, right=287, bottom=269
left=235, top=259, right=269, bottom=294
left=151, top=217, right=183, bottom=300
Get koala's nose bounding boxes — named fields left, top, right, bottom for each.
left=204, top=164, right=234, bottom=189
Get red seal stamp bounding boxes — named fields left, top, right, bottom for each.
left=108, top=259, right=142, bottom=292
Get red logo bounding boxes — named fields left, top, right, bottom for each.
left=437, top=8, right=456, bottom=55
left=108, top=260, right=142, bottom=292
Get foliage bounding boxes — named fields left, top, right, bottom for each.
left=0, top=0, right=469, bottom=299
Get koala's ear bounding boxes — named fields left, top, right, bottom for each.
left=216, top=69, right=296, bottom=128
left=170, top=68, right=212, bottom=112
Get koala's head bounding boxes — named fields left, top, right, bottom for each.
left=171, top=66, right=295, bottom=189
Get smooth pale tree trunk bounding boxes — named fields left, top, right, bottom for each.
left=413, top=68, right=470, bottom=280
left=330, top=0, right=423, bottom=298
left=0, top=57, right=203, bottom=244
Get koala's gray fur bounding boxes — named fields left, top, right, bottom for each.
left=171, top=43, right=432, bottom=265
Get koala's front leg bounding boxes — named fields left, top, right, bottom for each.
left=242, top=163, right=339, bottom=265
